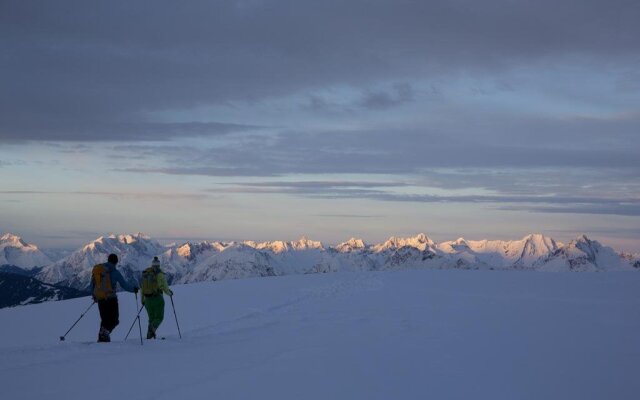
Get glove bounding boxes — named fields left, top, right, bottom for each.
left=168, top=290, right=174, bottom=296
left=141, top=298, right=145, bottom=306
left=133, top=287, right=139, bottom=294
left=92, top=295, right=97, bottom=302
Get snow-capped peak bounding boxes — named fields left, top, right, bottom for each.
left=291, top=237, right=324, bottom=250
left=26, top=230, right=638, bottom=291
left=245, top=237, right=324, bottom=253
left=521, top=233, right=560, bottom=246
left=573, top=234, right=592, bottom=244
left=0, top=233, right=52, bottom=269
left=174, top=241, right=225, bottom=260
left=507, top=233, right=561, bottom=266
left=36, top=233, right=167, bottom=288
left=519, top=233, right=560, bottom=253
left=566, top=234, right=601, bottom=260
left=335, top=238, right=367, bottom=252
left=117, top=232, right=151, bottom=244
left=247, top=240, right=290, bottom=253
left=373, top=233, right=434, bottom=252
left=83, top=233, right=160, bottom=253
left=1, top=233, right=29, bottom=247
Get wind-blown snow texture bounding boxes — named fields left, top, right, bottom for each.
left=0, top=270, right=638, bottom=400
left=33, top=232, right=639, bottom=292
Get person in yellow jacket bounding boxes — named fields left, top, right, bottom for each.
left=140, top=256, right=173, bottom=339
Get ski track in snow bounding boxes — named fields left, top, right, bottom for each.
left=1, top=270, right=639, bottom=400
left=187, top=272, right=383, bottom=340
left=0, top=273, right=384, bottom=378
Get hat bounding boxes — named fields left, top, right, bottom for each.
left=151, top=256, right=160, bottom=268
left=108, top=253, right=118, bottom=264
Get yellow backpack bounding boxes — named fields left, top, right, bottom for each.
left=92, top=264, right=114, bottom=300
left=141, top=267, right=160, bottom=296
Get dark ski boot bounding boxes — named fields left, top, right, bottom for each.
left=146, top=326, right=156, bottom=340
left=98, top=327, right=111, bottom=343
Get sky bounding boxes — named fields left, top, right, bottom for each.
left=1, top=0, right=639, bottom=252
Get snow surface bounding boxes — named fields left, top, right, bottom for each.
left=1, top=269, right=639, bottom=400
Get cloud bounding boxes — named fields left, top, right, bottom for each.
left=0, top=190, right=209, bottom=200
left=0, top=121, right=262, bottom=142
left=2, top=1, right=639, bottom=223
left=122, top=166, right=277, bottom=177
left=207, top=181, right=407, bottom=197
left=409, top=168, right=640, bottom=198
left=115, top=111, right=640, bottom=178
left=204, top=179, right=640, bottom=216
left=224, top=181, right=409, bottom=189
left=314, top=214, right=382, bottom=219
left=546, top=227, right=640, bottom=237
left=304, top=83, right=418, bottom=113
left=359, top=83, right=415, bottom=110
left=2, top=0, right=639, bottom=141
left=501, top=204, right=640, bottom=217
left=0, top=159, right=28, bottom=167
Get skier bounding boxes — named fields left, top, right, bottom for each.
left=91, top=253, right=139, bottom=342
left=140, top=256, right=173, bottom=339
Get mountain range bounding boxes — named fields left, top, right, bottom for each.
left=1, top=232, right=638, bottom=307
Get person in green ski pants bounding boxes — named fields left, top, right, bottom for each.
left=140, top=257, right=173, bottom=339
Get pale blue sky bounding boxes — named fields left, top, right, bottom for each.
left=1, top=1, right=639, bottom=251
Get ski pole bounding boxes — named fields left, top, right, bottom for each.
left=135, top=292, right=143, bottom=345
left=170, top=295, right=182, bottom=339
left=59, top=301, right=96, bottom=341
left=124, top=304, right=146, bottom=344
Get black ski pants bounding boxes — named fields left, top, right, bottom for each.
left=98, top=297, right=119, bottom=332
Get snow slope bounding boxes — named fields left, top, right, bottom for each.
left=0, top=270, right=638, bottom=400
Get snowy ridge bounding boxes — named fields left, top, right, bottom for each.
left=372, top=233, right=435, bottom=252
left=537, top=235, right=629, bottom=272
left=177, top=243, right=276, bottom=283
left=13, top=232, right=636, bottom=290
left=36, top=233, right=166, bottom=289
left=335, top=238, right=367, bottom=253
left=0, top=233, right=51, bottom=270
left=244, top=237, right=324, bottom=253
left=435, top=233, right=563, bottom=269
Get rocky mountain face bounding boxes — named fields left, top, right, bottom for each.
left=537, top=235, right=629, bottom=272
left=2, top=231, right=638, bottom=308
